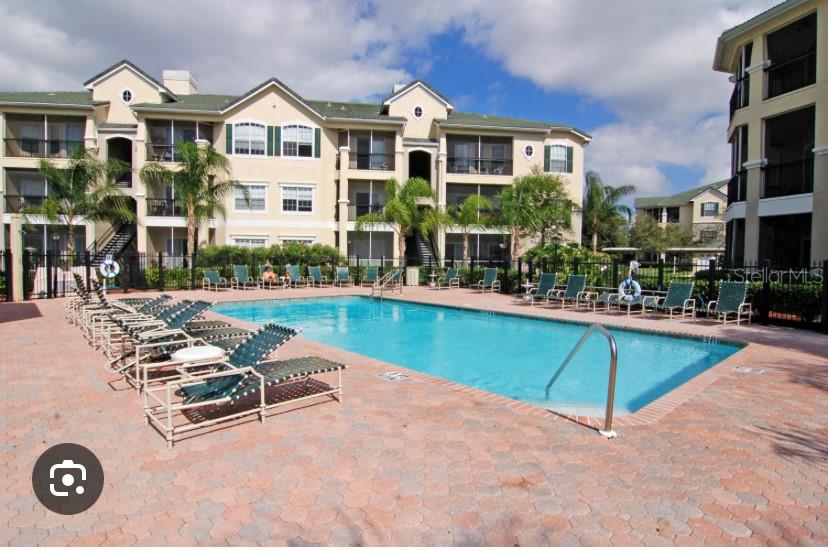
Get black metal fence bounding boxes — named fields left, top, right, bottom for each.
left=15, top=249, right=828, bottom=333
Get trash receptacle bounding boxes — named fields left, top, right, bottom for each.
left=405, top=266, right=419, bottom=286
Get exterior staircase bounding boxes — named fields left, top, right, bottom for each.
left=90, top=223, right=136, bottom=265
left=406, top=229, right=439, bottom=266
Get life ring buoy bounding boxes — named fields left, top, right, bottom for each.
left=99, top=258, right=120, bottom=279
left=618, top=278, right=641, bottom=301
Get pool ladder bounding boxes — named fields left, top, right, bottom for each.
left=371, top=269, right=403, bottom=300
left=545, top=323, right=619, bottom=438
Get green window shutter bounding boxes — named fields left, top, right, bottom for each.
left=225, top=124, right=233, bottom=154
left=314, top=128, right=321, bottom=158
left=700, top=203, right=704, bottom=216
left=273, top=126, right=281, bottom=156
left=543, top=145, right=551, bottom=172
left=266, top=126, right=274, bottom=156
left=566, top=146, right=574, bottom=173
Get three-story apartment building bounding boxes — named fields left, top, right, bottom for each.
left=0, top=60, right=591, bottom=264
left=714, top=0, right=827, bottom=265
left=634, top=180, right=728, bottom=246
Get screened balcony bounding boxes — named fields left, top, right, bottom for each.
left=145, top=120, right=214, bottom=162
left=765, top=13, right=817, bottom=99
left=4, top=114, right=85, bottom=158
left=762, top=106, right=815, bottom=199
left=338, top=130, right=395, bottom=171
left=446, top=135, right=513, bottom=176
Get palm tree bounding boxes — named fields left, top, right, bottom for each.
left=448, top=194, right=493, bottom=262
left=355, top=177, right=434, bottom=261
left=140, top=141, right=246, bottom=255
left=582, top=171, right=634, bottom=253
left=30, top=148, right=135, bottom=256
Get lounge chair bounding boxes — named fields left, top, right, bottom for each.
left=257, top=265, right=282, bottom=290
left=586, top=291, right=620, bottom=312
left=471, top=267, right=500, bottom=293
left=202, top=270, right=229, bottom=291
left=334, top=266, right=353, bottom=287
left=361, top=266, right=379, bottom=287
left=436, top=267, right=460, bottom=290
left=231, top=265, right=256, bottom=290
left=697, top=281, right=752, bottom=325
left=644, top=282, right=695, bottom=319
left=515, top=272, right=556, bottom=305
left=142, top=323, right=345, bottom=448
left=285, top=264, right=310, bottom=287
left=546, top=274, right=587, bottom=309
left=308, top=266, right=330, bottom=287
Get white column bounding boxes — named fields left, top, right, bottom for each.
left=10, top=214, right=23, bottom=300
left=337, top=146, right=350, bottom=255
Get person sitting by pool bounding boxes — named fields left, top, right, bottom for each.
left=261, top=261, right=278, bottom=284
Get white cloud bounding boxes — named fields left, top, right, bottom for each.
left=0, top=0, right=781, bottom=198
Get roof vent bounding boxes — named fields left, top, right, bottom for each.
left=392, top=83, right=406, bottom=94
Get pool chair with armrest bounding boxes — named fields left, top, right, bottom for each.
left=436, top=267, right=460, bottom=290
left=91, top=297, right=185, bottom=348
left=308, top=266, right=330, bottom=287
left=285, top=264, right=310, bottom=288
left=361, top=266, right=379, bottom=287
left=546, top=274, right=587, bottom=309
left=334, top=266, right=354, bottom=287
left=515, top=272, right=557, bottom=305
left=696, top=281, right=751, bottom=325
left=231, top=265, right=256, bottom=290
left=644, top=281, right=695, bottom=319
left=471, top=267, right=500, bottom=293
left=257, top=265, right=283, bottom=290
left=142, top=323, right=345, bottom=448
left=586, top=291, right=620, bottom=312
left=202, top=270, right=229, bottom=291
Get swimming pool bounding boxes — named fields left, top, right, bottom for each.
left=213, top=296, right=741, bottom=414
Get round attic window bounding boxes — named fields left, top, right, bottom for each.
left=412, top=105, right=423, bottom=119
left=121, top=89, right=133, bottom=104
left=523, top=144, right=535, bottom=159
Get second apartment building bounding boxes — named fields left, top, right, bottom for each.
left=0, top=60, right=591, bottom=263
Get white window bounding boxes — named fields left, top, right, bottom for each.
left=523, top=144, right=534, bottom=159
left=413, top=105, right=424, bottom=119
left=233, top=122, right=266, bottom=156
left=235, top=183, right=267, bottom=212
left=121, top=89, right=133, bottom=104
left=281, top=185, right=314, bottom=213
left=548, top=145, right=567, bottom=173
left=232, top=236, right=268, bottom=249
left=280, top=236, right=315, bottom=246
left=282, top=124, right=313, bottom=157
left=700, top=202, right=719, bottom=217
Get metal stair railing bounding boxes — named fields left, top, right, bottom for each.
left=371, top=268, right=403, bottom=299
left=544, top=323, right=619, bottom=438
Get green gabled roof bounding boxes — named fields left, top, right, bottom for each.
left=305, top=100, right=405, bottom=122
left=0, top=91, right=106, bottom=107
left=635, top=180, right=728, bottom=208
left=132, top=93, right=237, bottom=112
left=382, top=79, right=453, bottom=106
left=436, top=110, right=592, bottom=138
left=83, top=59, right=178, bottom=100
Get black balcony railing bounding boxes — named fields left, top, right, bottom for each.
left=348, top=203, right=385, bottom=221
left=762, top=159, right=814, bottom=198
left=115, top=172, right=132, bottom=188
left=4, top=195, right=45, bottom=213
left=348, top=153, right=395, bottom=171
left=727, top=171, right=748, bottom=205
left=146, top=198, right=183, bottom=217
left=4, top=138, right=84, bottom=159
left=447, top=157, right=513, bottom=176
left=729, top=77, right=750, bottom=119
left=766, top=51, right=816, bottom=99
left=146, top=143, right=178, bottom=162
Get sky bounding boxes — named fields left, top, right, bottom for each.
left=0, top=0, right=781, bottom=201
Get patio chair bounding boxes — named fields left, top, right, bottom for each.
left=546, top=274, right=587, bottom=309
left=644, top=282, right=695, bottom=319
left=697, top=281, right=751, bottom=325
left=231, top=265, right=256, bottom=290
left=587, top=291, right=620, bottom=312
left=361, top=266, right=379, bottom=287
left=202, top=270, right=229, bottom=291
left=436, top=267, right=460, bottom=290
left=334, top=266, right=354, bottom=287
left=470, top=267, right=500, bottom=293
left=257, top=265, right=283, bottom=290
left=308, top=266, right=330, bottom=287
left=514, top=272, right=556, bottom=305
left=285, top=264, right=310, bottom=287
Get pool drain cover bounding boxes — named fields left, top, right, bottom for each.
left=378, top=371, right=409, bottom=382
left=734, top=366, right=764, bottom=375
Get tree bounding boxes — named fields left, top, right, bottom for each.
left=30, top=148, right=135, bottom=255
left=628, top=214, right=694, bottom=255
left=355, top=177, right=434, bottom=260
left=498, top=167, right=572, bottom=257
left=140, top=141, right=246, bottom=256
left=447, top=194, right=493, bottom=262
left=581, top=171, right=634, bottom=253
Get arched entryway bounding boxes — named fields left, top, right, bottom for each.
left=408, top=150, right=431, bottom=183
left=106, top=137, right=133, bottom=188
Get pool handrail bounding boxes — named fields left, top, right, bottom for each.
left=544, top=323, right=618, bottom=438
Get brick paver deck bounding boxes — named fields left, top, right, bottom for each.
left=1, top=286, right=826, bottom=545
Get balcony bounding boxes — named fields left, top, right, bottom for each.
left=762, top=159, right=813, bottom=199
left=728, top=77, right=749, bottom=119
left=446, top=157, right=513, bottom=176
left=727, top=171, right=747, bottom=205
left=766, top=51, right=816, bottom=99
left=347, top=153, right=395, bottom=171
left=347, top=203, right=385, bottom=221
left=146, top=143, right=178, bottom=163
left=4, top=138, right=84, bottom=159
left=146, top=198, right=184, bottom=217
left=4, top=194, right=45, bottom=213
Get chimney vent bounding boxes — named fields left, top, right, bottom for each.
left=162, top=70, right=199, bottom=95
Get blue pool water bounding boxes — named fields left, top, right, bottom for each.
left=214, top=296, right=741, bottom=414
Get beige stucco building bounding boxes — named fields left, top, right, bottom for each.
left=714, top=0, right=827, bottom=265
left=0, top=60, right=591, bottom=265
left=634, top=180, right=728, bottom=246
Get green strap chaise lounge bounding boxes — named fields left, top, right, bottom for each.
left=515, top=272, right=557, bottom=305
left=231, top=265, right=256, bottom=290
left=643, top=281, right=695, bottom=319
left=285, top=264, right=310, bottom=288
left=308, top=266, right=330, bottom=287
left=334, top=266, right=354, bottom=287
left=471, top=267, right=500, bottom=293
left=436, top=267, right=460, bottom=290
left=361, top=266, right=379, bottom=287
left=696, top=281, right=751, bottom=325
left=202, top=270, right=229, bottom=291
left=142, top=323, right=345, bottom=448
left=546, top=274, right=587, bottom=309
